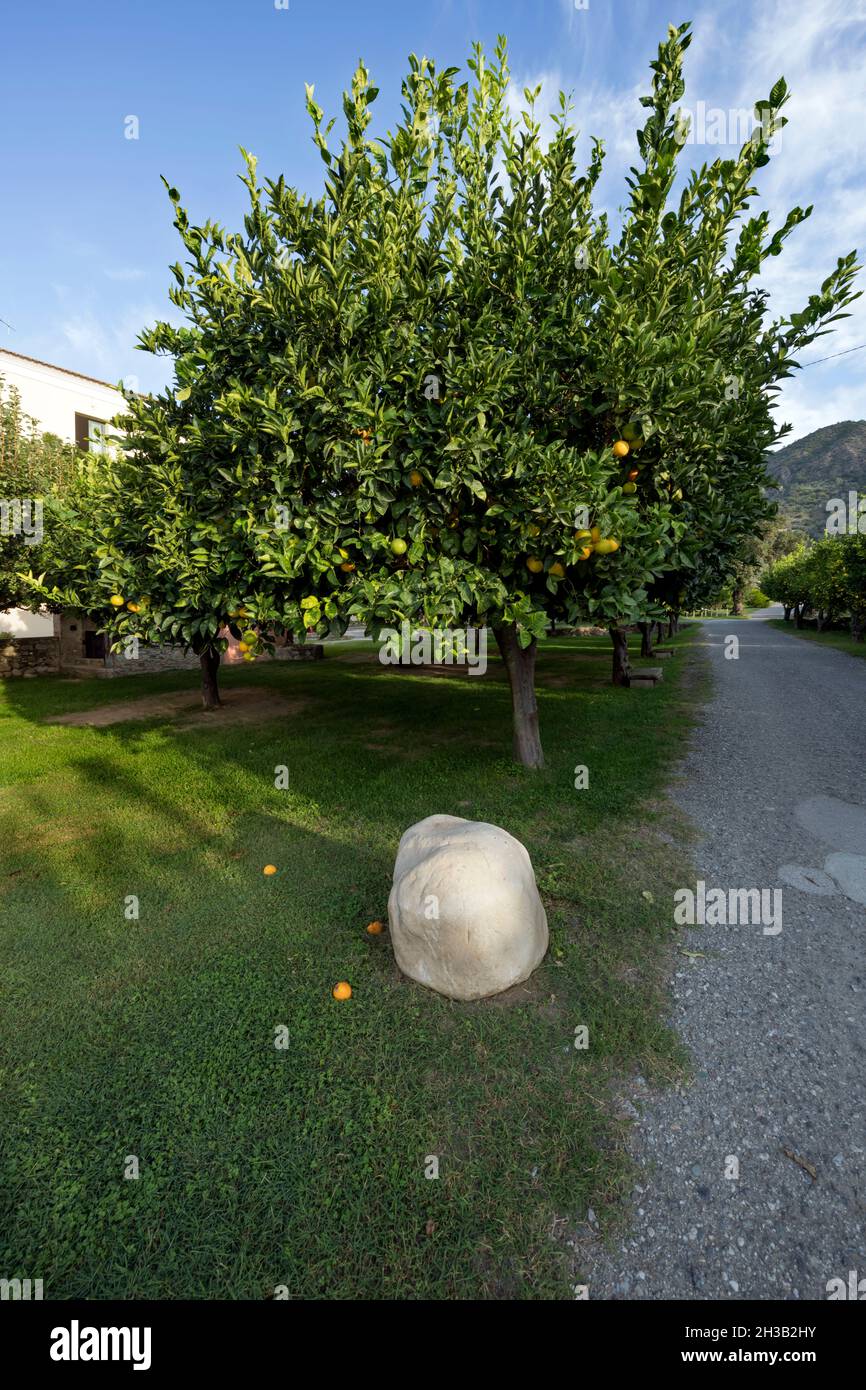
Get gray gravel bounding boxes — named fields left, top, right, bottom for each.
left=582, top=608, right=866, bottom=1301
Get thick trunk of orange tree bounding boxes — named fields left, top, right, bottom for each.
left=493, top=623, right=544, bottom=769
left=609, top=625, right=631, bottom=686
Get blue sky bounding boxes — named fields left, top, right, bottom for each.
left=1, top=0, right=863, bottom=443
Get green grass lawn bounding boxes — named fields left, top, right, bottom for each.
left=0, top=631, right=697, bottom=1299
left=767, top=618, right=866, bottom=660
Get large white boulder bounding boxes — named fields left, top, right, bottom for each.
left=387, top=814, right=549, bottom=1000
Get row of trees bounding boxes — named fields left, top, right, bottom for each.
left=762, top=535, right=866, bottom=638
left=15, top=24, right=862, bottom=764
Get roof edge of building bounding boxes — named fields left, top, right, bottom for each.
left=0, top=347, right=123, bottom=393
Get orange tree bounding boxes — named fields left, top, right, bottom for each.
left=27, top=26, right=859, bottom=756
left=763, top=534, right=866, bottom=636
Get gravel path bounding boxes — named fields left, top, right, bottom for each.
left=583, top=609, right=866, bottom=1301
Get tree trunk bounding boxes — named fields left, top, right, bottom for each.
left=666, top=616, right=675, bottom=638
left=851, top=614, right=865, bottom=642
left=200, top=648, right=222, bottom=709
left=816, top=610, right=826, bottom=632
left=638, top=621, right=654, bottom=658
left=783, top=606, right=791, bottom=622
left=609, top=625, right=631, bottom=687
left=493, top=625, right=544, bottom=769
left=795, top=604, right=805, bottom=629
left=655, top=621, right=665, bottom=644
left=730, top=587, right=744, bottom=616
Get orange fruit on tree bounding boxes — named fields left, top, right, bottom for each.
left=623, top=482, right=637, bottom=495
left=526, top=557, right=544, bottom=573
left=590, top=526, right=601, bottom=543
left=109, top=595, right=124, bottom=607
left=409, top=470, right=423, bottom=487
left=127, top=602, right=140, bottom=612
left=577, top=545, right=592, bottom=560
left=332, top=981, right=352, bottom=1000
left=549, top=561, right=565, bottom=577
left=627, top=468, right=639, bottom=480
left=340, top=562, right=356, bottom=572
left=593, top=538, right=620, bottom=554
left=612, top=440, right=630, bottom=458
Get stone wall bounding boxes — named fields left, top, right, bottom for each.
left=0, top=636, right=60, bottom=678
left=1, top=612, right=327, bottom=679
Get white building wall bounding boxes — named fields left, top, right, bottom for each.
left=0, top=349, right=125, bottom=442
left=1, top=350, right=127, bottom=636
left=1, top=609, right=56, bottom=637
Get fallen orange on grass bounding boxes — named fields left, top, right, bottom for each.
left=263, top=864, right=278, bottom=876
left=333, top=981, right=352, bottom=1000
left=366, top=920, right=384, bottom=935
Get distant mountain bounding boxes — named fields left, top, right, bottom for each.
left=765, top=420, right=866, bottom=537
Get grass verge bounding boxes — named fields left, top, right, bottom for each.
left=766, top=619, right=866, bottom=661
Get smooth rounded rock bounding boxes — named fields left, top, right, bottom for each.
left=387, top=814, right=549, bottom=1000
